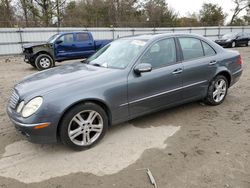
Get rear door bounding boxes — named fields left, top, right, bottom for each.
left=127, top=37, right=183, bottom=118
left=74, top=33, right=96, bottom=58
left=177, top=37, right=218, bottom=100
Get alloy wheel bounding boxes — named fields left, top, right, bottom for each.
left=213, top=79, right=227, bottom=103
left=39, top=57, right=51, bottom=68
left=232, top=42, right=236, bottom=48
left=68, top=110, right=104, bottom=146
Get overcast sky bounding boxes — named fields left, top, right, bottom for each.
left=167, top=0, right=247, bottom=23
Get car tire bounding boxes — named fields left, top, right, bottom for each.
left=59, top=102, right=108, bottom=150
left=231, top=41, right=236, bottom=48
left=35, top=54, right=54, bottom=71
left=205, top=75, right=228, bottom=106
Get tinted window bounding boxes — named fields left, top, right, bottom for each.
left=202, top=41, right=216, bottom=56
left=58, top=34, right=74, bottom=43
left=76, top=33, right=89, bottom=42
left=141, top=38, right=176, bottom=69
left=179, top=37, right=204, bottom=61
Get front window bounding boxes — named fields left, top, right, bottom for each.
left=86, top=39, right=147, bottom=69
left=141, top=38, right=176, bottom=69
left=58, top=34, right=74, bottom=43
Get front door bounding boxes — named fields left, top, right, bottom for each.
left=127, top=38, right=183, bottom=118
left=55, top=33, right=76, bottom=60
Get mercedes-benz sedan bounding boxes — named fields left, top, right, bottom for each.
left=7, top=33, right=243, bottom=150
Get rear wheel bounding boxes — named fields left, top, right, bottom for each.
left=231, top=41, right=236, bottom=48
left=205, top=75, right=228, bottom=106
left=35, top=54, right=54, bottom=71
left=59, top=102, right=108, bottom=150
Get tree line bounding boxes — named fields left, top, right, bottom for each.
left=0, top=0, right=250, bottom=28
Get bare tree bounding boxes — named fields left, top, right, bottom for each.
left=230, top=0, right=250, bottom=24
left=0, top=0, right=15, bottom=27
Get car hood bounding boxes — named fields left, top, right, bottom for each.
left=15, top=62, right=113, bottom=98
left=23, top=42, right=50, bottom=49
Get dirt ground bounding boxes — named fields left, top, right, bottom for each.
left=0, top=47, right=249, bottom=188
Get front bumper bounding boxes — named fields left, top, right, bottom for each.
left=7, top=106, right=58, bottom=144
left=23, top=52, right=35, bottom=64
left=215, top=41, right=231, bottom=47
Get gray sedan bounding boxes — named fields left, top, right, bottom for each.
left=7, top=33, right=243, bottom=150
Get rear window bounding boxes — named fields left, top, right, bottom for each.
left=179, top=37, right=204, bottom=61
left=202, top=41, right=216, bottom=56
left=76, top=33, right=90, bottom=42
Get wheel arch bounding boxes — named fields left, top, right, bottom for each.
left=215, top=70, right=232, bottom=87
left=34, top=51, right=54, bottom=61
left=56, top=99, right=112, bottom=140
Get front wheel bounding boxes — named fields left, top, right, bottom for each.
left=59, top=103, right=108, bottom=150
left=35, top=54, right=54, bottom=71
left=205, top=75, right=228, bottom=106
left=231, top=41, right=236, bottom=48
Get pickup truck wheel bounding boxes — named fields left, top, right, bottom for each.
left=59, top=102, right=108, bottom=150
left=205, top=75, right=228, bottom=106
left=35, top=54, right=54, bottom=71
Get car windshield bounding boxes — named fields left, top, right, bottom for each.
left=47, top=34, right=60, bottom=43
left=86, top=39, right=148, bottom=69
left=221, top=33, right=237, bottom=39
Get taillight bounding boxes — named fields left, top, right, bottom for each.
left=237, top=55, right=243, bottom=65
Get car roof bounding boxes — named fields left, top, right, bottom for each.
left=120, top=33, right=205, bottom=41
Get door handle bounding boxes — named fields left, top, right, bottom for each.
left=172, top=68, right=183, bottom=74
left=209, top=60, right=217, bottom=65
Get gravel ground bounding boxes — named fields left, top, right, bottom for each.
left=0, top=48, right=250, bottom=188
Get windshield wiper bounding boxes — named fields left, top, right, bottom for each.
left=92, top=63, right=102, bottom=67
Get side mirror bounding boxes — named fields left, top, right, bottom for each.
left=56, top=40, right=63, bottom=44
left=134, top=63, right=152, bottom=75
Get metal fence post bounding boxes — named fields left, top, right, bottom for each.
left=218, top=26, right=221, bottom=39
left=131, top=29, right=135, bottom=36
left=152, top=27, right=156, bottom=34
left=18, top=27, right=24, bottom=52
left=204, top=27, right=207, bottom=37
left=112, top=28, right=115, bottom=39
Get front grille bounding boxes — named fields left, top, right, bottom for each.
left=23, top=48, right=33, bottom=54
left=9, top=89, right=20, bottom=109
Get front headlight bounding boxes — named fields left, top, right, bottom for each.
left=16, top=101, right=25, bottom=113
left=226, top=39, right=232, bottom=42
left=21, top=97, right=43, bottom=118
